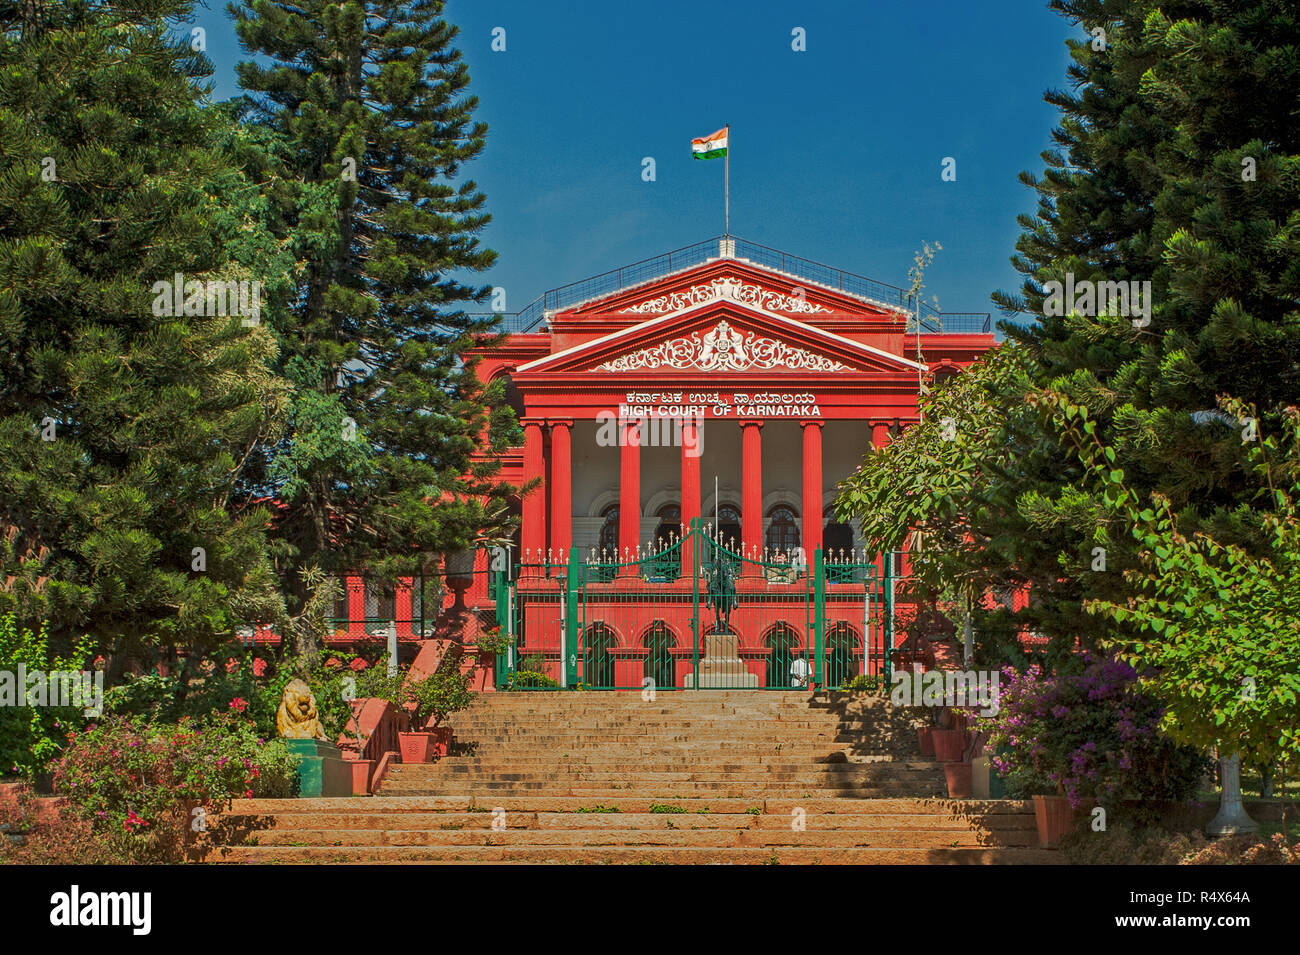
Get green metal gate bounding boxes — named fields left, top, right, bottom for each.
left=495, top=521, right=889, bottom=691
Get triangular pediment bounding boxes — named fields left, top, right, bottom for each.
left=562, top=256, right=908, bottom=321
left=515, top=298, right=923, bottom=377
left=597, top=318, right=849, bottom=373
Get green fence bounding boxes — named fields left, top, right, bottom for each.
left=494, top=521, right=891, bottom=691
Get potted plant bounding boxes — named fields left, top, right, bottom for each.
left=931, top=726, right=967, bottom=762
left=976, top=657, right=1209, bottom=846
left=943, top=761, right=973, bottom=798
left=382, top=662, right=476, bottom=763
left=468, top=627, right=510, bottom=691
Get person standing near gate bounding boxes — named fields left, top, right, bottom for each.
left=789, top=655, right=809, bottom=688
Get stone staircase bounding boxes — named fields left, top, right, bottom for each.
left=204, top=691, right=1058, bottom=863
left=382, top=690, right=944, bottom=799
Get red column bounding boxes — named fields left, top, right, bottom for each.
left=801, top=420, right=824, bottom=555
left=741, top=421, right=763, bottom=558
left=680, top=418, right=701, bottom=575
left=521, top=418, right=545, bottom=561
left=549, top=420, right=572, bottom=557
left=396, top=577, right=413, bottom=637
left=619, top=417, right=641, bottom=568
left=347, top=575, right=365, bottom=640
left=871, top=422, right=892, bottom=450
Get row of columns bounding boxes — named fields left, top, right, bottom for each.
left=521, top=418, right=898, bottom=563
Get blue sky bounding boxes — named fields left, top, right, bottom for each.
left=198, top=0, right=1076, bottom=324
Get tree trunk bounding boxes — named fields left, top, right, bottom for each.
left=1206, top=752, right=1258, bottom=837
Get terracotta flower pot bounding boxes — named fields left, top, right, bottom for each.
left=1032, top=794, right=1075, bottom=847
left=398, top=731, right=437, bottom=764
left=429, top=725, right=452, bottom=758
left=347, top=759, right=374, bottom=795
left=931, top=728, right=967, bottom=762
left=917, top=726, right=935, bottom=757
left=943, top=761, right=973, bottom=798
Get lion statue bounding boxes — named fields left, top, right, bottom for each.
left=276, top=678, right=329, bottom=740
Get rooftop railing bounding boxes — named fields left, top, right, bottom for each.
left=471, top=236, right=991, bottom=335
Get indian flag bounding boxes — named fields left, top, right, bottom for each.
left=691, top=127, right=728, bottom=160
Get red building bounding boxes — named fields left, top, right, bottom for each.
left=462, top=236, right=996, bottom=690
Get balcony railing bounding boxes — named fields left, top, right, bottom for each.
left=468, top=235, right=991, bottom=335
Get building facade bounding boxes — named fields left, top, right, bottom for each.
left=464, top=237, right=996, bottom=690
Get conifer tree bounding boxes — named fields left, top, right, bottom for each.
left=998, top=0, right=1300, bottom=529
left=843, top=0, right=1300, bottom=666
left=228, top=0, right=515, bottom=650
left=0, top=0, right=290, bottom=668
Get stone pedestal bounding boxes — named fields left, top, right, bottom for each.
left=684, top=631, right=758, bottom=688
left=284, top=738, right=352, bottom=798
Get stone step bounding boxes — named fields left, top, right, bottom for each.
left=404, top=761, right=923, bottom=773
left=229, top=796, right=1023, bottom=814
left=374, top=784, right=946, bottom=800
left=206, top=844, right=1060, bottom=864
left=238, top=827, right=1037, bottom=849
left=214, top=811, right=1033, bottom=833
left=384, top=769, right=946, bottom=784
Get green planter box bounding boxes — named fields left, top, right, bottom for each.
left=284, top=739, right=352, bottom=797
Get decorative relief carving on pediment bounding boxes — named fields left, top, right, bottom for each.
left=597, top=320, right=847, bottom=373
left=621, top=277, right=829, bottom=315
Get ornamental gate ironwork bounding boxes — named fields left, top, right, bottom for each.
left=494, top=521, right=892, bottom=691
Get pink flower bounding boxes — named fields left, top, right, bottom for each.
left=349, top=658, right=368, bottom=671
left=225, top=657, right=240, bottom=674
left=324, top=657, right=341, bottom=669
left=252, top=658, right=268, bottom=678
left=229, top=697, right=249, bottom=712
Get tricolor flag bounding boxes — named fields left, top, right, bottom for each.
left=691, top=127, right=728, bottom=160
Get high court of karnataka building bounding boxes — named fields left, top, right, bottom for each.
left=444, top=236, right=998, bottom=691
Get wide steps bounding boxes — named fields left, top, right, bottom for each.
left=208, top=844, right=1057, bottom=865
left=204, top=693, right=1052, bottom=864
left=201, top=795, right=1052, bottom=864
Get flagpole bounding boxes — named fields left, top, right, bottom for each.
left=724, top=123, right=730, bottom=237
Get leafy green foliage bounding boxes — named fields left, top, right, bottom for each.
left=103, top=646, right=382, bottom=742
left=978, top=655, right=1208, bottom=811
left=228, top=0, right=517, bottom=638
left=835, top=343, right=1120, bottom=668
left=0, top=0, right=291, bottom=662
left=54, top=711, right=299, bottom=862
left=368, top=651, right=475, bottom=730
left=0, top=614, right=91, bottom=778
left=1046, top=394, right=1300, bottom=768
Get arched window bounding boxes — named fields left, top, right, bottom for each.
left=654, top=504, right=681, bottom=548
left=646, top=504, right=681, bottom=581
left=766, top=505, right=800, bottom=556
left=493, top=372, right=525, bottom=418
left=826, top=622, right=861, bottom=688
left=583, top=623, right=617, bottom=688
left=643, top=621, right=677, bottom=689
left=823, top=521, right=854, bottom=557
left=599, top=504, right=619, bottom=558
left=716, top=504, right=741, bottom=550
left=764, top=623, right=802, bottom=689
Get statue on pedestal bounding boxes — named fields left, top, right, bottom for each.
left=705, top=547, right=736, bottom=634
left=276, top=678, right=329, bottom=740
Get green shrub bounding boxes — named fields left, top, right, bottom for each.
left=104, top=648, right=379, bottom=742
left=838, top=674, right=882, bottom=692
left=509, top=670, right=559, bottom=689
left=0, top=801, right=131, bottom=865
left=0, top=614, right=93, bottom=780
left=53, top=711, right=298, bottom=862
left=978, top=655, right=1210, bottom=812
left=368, top=655, right=475, bottom=730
